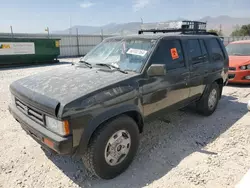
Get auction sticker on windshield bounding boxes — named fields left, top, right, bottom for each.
left=126, top=48, right=148, bottom=57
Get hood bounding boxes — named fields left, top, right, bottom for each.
left=10, top=65, right=137, bottom=114
left=229, top=56, right=250, bottom=67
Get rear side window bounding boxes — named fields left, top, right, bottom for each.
left=187, top=39, right=203, bottom=64
left=150, top=39, right=185, bottom=70
left=206, top=38, right=225, bottom=62
left=199, top=39, right=209, bottom=61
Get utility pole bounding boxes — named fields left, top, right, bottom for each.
left=76, top=28, right=80, bottom=56
left=45, top=27, right=50, bottom=38
left=101, top=28, right=104, bottom=41
left=69, top=15, right=72, bottom=35
left=219, top=24, right=222, bottom=36
left=10, top=26, right=14, bottom=38
left=140, top=18, right=143, bottom=29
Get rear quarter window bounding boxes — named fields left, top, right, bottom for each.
left=206, top=38, right=225, bottom=62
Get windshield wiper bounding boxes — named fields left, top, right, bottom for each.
left=95, top=63, right=128, bottom=74
left=78, top=60, right=93, bottom=68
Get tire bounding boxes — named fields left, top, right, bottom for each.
left=196, top=82, right=220, bottom=116
left=82, top=115, right=139, bottom=179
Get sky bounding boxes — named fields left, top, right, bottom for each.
left=0, top=0, right=250, bottom=33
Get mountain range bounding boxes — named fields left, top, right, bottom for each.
left=53, top=16, right=250, bottom=36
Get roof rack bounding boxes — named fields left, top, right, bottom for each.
left=138, top=20, right=209, bottom=35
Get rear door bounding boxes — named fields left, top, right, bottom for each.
left=204, top=38, right=227, bottom=83
left=186, top=38, right=208, bottom=99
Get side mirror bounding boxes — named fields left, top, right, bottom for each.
left=147, top=64, right=166, bottom=76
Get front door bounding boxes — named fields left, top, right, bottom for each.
left=142, top=38, right=190, bottom=117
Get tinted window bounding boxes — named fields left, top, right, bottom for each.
left=199, top=39, right=208, bottom=61
left=207, top=38, right=225, bottom=62
left=199, top=40, right=208, bottom=55
left=187, top=39, right=203, bottom=64
left=150, top=39, right=185, bottom=70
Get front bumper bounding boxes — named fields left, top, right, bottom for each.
left=228, top=70, right=250, bottom=83
left=9, top=104, right=73, bottom=155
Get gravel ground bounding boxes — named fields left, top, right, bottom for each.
left=0, top=59, right=250, bottom=188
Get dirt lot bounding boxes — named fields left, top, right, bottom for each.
left=0, top=59, right=250, bottom=188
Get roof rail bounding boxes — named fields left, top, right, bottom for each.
left=138, top=20, right=208, bottom=35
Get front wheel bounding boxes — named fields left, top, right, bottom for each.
left=196, top=83, right=220, bottom=116
left=82, top=115, right=139, bottom=179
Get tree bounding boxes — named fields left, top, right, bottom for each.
left=231, top=24, right=250, bottom=36
left=208, top=29, right=223, bottom=36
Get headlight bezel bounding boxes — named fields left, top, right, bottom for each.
left=45, top=116, right=70, bottom=136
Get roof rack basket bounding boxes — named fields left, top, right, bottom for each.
left=138, top=20, right=217, bottom=36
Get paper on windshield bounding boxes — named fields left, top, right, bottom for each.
left=126, top=48, right=148, bottom=57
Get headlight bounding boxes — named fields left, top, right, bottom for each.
left=240, top=65, right=247, bottom=70
left=45, top=116, right=70, bottom=136
left=240, top=65, right=250, bottom=70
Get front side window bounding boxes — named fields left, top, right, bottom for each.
left=81, top=38, right=157, bottom=73
left=150, top=39, right=185, bottom=70
left=226, top=43, right=250, bottom=56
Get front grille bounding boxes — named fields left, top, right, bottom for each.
left=228, top=74, right=235, bottom=80
left=229, top=67, right=236, bottom=71
left=15, top=98, right=44, bottom=125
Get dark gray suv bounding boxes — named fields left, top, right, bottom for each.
left=9, top=21, right=229, bottom=179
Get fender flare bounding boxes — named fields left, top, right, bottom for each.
left=76, top=104, right=143, bottom=155
left=202, top=76, right=224, bottom=99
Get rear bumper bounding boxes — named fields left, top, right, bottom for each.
left=228, top=70, right=250, bottom=83
left=9, top=104, right=73, bottom=155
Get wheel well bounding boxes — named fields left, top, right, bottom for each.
left=98, top=111, right=144, bottom=133
left=123, top=111, right=144, bottom=133
left=87, top=111, right=144, bottom=147
left=214, top=78, right=223, bottom=98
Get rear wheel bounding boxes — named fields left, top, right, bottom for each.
left=82, top=115, right=139, bottom=179
left=196, top=82, right=220, bottom=116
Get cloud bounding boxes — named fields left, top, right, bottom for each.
left=80, top=1, right=95, bottom=8
left=133, top=0, right=151, bottom=12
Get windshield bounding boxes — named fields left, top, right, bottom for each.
left=80, top=38, right=157, bottom=73
left=226, top=43, right=250, bottom=56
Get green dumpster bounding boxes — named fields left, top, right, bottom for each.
left=0, top=38, right=60, bottom=66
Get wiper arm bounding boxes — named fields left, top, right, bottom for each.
left=78, top=60, right=92, bottom=68
left=96, top=63, right=128, bottom=74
